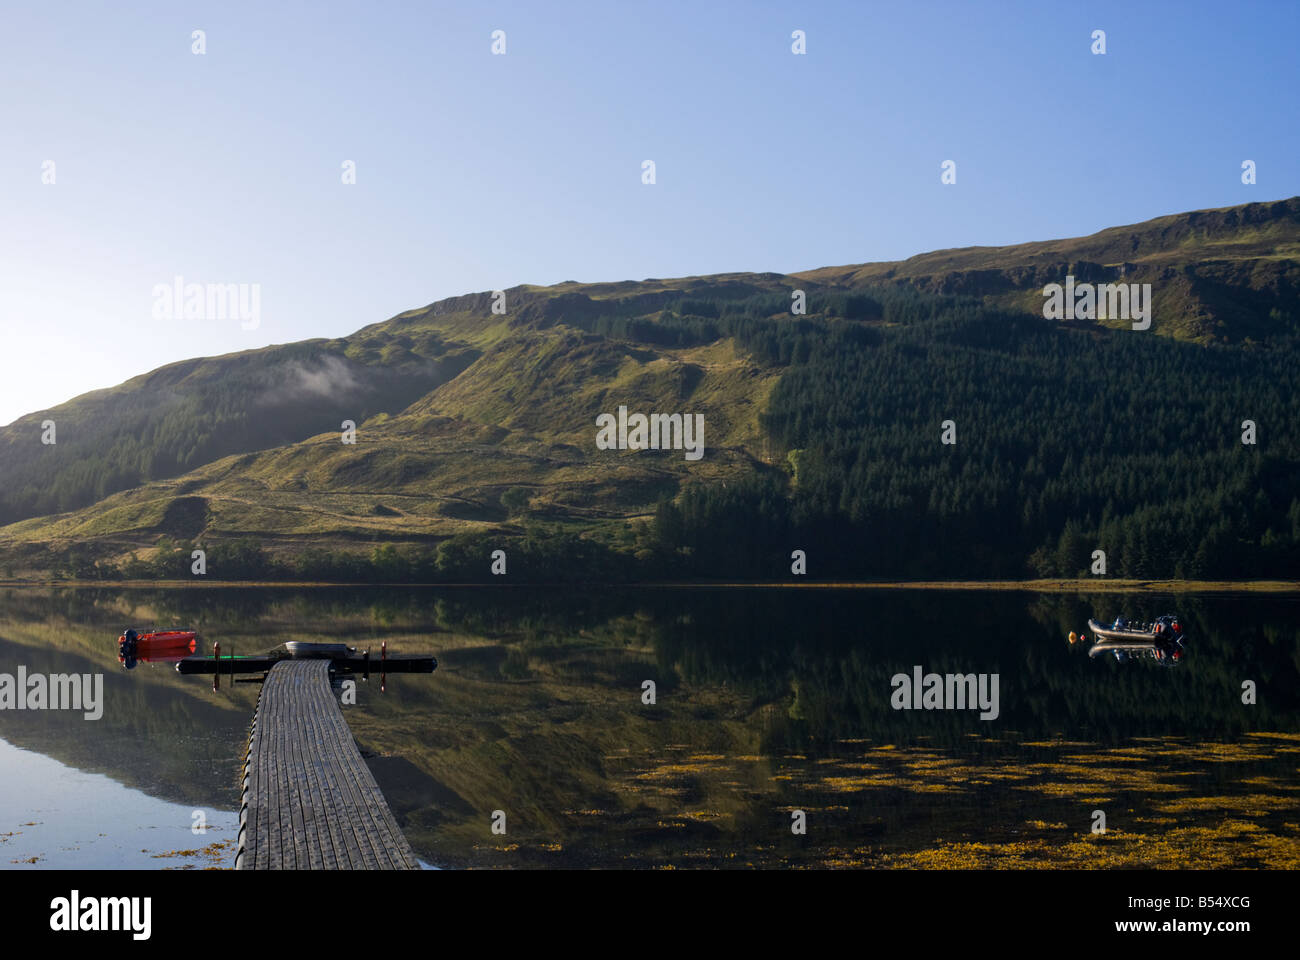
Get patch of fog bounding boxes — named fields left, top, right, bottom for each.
left=260, top=354, right=367, bottom=406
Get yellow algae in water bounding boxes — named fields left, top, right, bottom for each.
left=1156, top=793, right=1297, bottom=814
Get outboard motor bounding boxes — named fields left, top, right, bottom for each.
left=118, top=628, right=139, bottom=666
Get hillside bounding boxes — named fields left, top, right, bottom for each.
left=798, top=196, right=1300, bottom=343
left=1, top=197, right=1298, bottom=581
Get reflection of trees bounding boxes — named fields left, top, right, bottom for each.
left=0, top=633, right=251, bottom=809
left=645, top=590, right=1300, bottom=751
left=42, top=585, right=1297, bottom=755
left=7, top=585, right=1295, bottom=812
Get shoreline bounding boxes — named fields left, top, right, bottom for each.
left=0, top=578, right=1295, bottom=593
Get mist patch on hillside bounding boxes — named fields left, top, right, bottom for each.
left=259, top=354, right=369, bottom=407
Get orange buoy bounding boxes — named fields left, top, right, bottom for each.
left=1068, top=631, right=1077, bottom=644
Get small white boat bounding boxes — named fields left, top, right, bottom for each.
left=1085, top=615, right=1187, bottom=661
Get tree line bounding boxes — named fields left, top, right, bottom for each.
left=640, top=290, right=1300, bottom=579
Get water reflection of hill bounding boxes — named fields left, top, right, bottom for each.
left=2, top=586, right=1296, bottom=868
left=648, top=589, right=1300, bottom=749
left=0, top=589, right=255, bottom=811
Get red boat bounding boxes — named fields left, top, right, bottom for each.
left=118, top=628, right=197, bottom=668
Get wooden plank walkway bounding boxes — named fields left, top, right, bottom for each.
left=235, top=659, right=419, bottom=870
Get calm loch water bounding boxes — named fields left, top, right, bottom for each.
left=1, top=586, right=1297, bottom=868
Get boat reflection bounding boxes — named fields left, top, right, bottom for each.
left=1072, top=614, right=1188, bottom=664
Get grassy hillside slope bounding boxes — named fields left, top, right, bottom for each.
left=2, top=198, right=1298, bottom=581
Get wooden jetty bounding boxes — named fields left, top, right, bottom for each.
left=235, top=659, right=422, bottom=870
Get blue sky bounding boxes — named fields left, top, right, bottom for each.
left=1, top=0, right=1297, bottom=425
